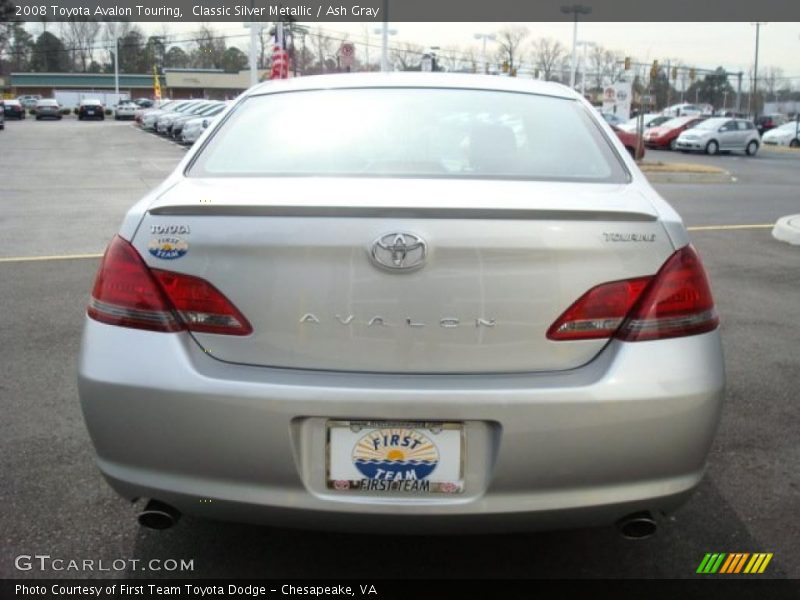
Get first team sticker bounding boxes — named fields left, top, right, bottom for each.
left=148, top=236, right=188, bottom=260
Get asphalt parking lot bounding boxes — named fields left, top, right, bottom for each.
left=1, top=118, right=798, bottom=579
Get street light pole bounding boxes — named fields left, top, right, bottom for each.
left=751, top=22, right=767, bottom=119
left=474, top=33, right=495, bottom=74
left=561, top=4, right=592, bottom=89
left=113, top=34, right=119, bottom=96
left=576, top=40, right=596, bottom=97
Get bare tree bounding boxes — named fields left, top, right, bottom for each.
left=191, top=23, right=226, bottom=69
left=390, top=41, right=424, bottom=71
left=761, top=66, right=784, bottom=102
left=310, top=27, right=336, bottom=73
left=586, top=46, right=625, bottom=90
left=494, top=25, right=528, bottom=73
left=437, top=45, right=461, bottom=72
left=103, top=21, right=133, bottom=70
left=60, top=19, right=100, bottom=71
left=461, top=45, right=479, bottom=73
left=531, top=37, right=565, bottom=81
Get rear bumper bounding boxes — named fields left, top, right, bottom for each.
left=78, top=319, right=725, bottom=533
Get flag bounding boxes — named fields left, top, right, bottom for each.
left=153, top=65, right=162, bottom=101
left=270, top=46, right=290, bottom=80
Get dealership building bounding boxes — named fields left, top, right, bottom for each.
left=5, top=68, right=269, bottom=104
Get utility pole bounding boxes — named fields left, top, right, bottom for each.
left=576, top=40, right=596, bottom=97
left=751, top=22, right=767, bottom=118
left=561, top=4, right=592, bottom=89
left=736, top=71, right=743, bottom=113
left=114, top=34, right=119, bottom=95
left=380, top=0, right=390, bottom=72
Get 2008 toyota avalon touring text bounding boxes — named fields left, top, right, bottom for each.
left=78, top=73, right=724, bottom=536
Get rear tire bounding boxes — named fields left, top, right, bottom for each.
left=705, top=140, right=719, bottom=155
left=745, top=140, right=758, bottom=156
left=790, top=139, right=799, bottom=148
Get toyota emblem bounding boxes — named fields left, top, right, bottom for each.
left=370, top=233, right=427, bottom=271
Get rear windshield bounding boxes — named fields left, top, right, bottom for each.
left=189, top=88, right=628, bottom=183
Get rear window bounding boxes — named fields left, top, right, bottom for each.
left=189, top=88, right=628, bottom=183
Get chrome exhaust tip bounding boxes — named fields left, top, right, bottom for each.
left=617, top=511, right=657, bottom=540
left=137, top=499, right=181, bottom=530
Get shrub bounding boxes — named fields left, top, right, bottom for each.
left=104, top=108, right=112, bottom=116
left=60, top=107, right=71, bottom=115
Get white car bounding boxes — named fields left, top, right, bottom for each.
left=675, top=117, right=760, bottom=155
left=180, top=113, right=221, bottom=145
left=663, top=103, right=712, bottom=117
left=761, top=121, right=800, bottom=147
left=115, top=101, right=138, bottom=120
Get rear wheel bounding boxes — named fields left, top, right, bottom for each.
left=705, top=140, right=719, bottom=155
left=790, top=139, right=799, bottom=148
left=745, top=140, right=759, bottom=156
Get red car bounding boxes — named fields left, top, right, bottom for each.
left=612, top=126, right=645, bottom=160
left=643, top=116, right=705, bottom=150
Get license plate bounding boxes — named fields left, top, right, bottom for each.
left=87, top=110, right=94, bottom=115
left=327, top=421, right=464, bottom=494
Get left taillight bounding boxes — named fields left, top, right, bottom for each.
left=88, top=235, right=252, bottom=336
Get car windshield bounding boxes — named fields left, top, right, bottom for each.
left=190, top=88, right=628, bottom=183
left=38, top=100, right=58, bottom=106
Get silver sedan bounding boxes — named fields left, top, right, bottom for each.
left=78, top=74, right=724, bottom=536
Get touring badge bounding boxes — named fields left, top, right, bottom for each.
left=352, top=428, right=439, bottom=481
left=148, top=236, right=188, bottom=260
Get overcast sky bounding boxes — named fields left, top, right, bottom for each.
left=145, top=21, right=800, bottom=83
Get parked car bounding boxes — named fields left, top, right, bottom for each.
left=78, top=74, right=723, bottom=535
left=600, top=112, right=625, bottom=126
left=141, top=100, right=198, bottom=131
left=17, top=94, right=41, bottom=109
left=155, top=100, right=210, bottom=135
left=114, top=101, right=138, bottom=120
left=34, top=99, right=62, bottom=120
left=77, top=99, right=105, bottom=121
left=612, top=126, right=646, bottom=159
left=0, top=102, right=4, bottom=130
left=170, top=102, right=225, bottom=140
left=754, top=114, right=787, bottom=136
left=643, top=116, right=705, bottom=150
left=760, top=120, right=800, bottom=147
left=180, top=113, right=223, bottom=145
left=617, top=113, right=670, bottom=133
left=675, top=117, right=760, bottom=156
left=135, top=100, right=174, bottom=125
left=3, top=99, right=26, bottom=120
left=662, top=103, right=711, bottom=117
left=134, top=98, right=155, bottom=108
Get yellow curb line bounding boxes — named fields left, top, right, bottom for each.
left=0, top=252, right=103, bottom=264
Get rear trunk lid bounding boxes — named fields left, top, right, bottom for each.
left=133, top=177, right=674, bottom=373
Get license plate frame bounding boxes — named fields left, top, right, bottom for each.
left=326, top=420, right=465, bottom=494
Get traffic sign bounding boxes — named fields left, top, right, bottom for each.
left=338, top=42, right=355, bottom=68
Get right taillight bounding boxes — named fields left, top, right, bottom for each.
left=547, top=245, right=718, bottom=343
left=88, top=235, right=252, bottom=336
left=616, top=245, right=718, bottom=341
